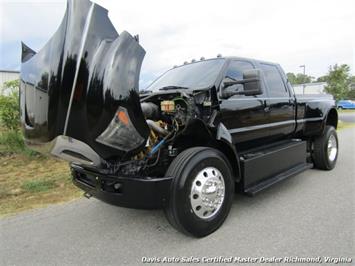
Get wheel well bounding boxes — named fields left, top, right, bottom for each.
left=326, top=108, right=338, bottom=129
left=212, top=140, right=241, bottom=182
left=173, top=120, right=241, bottom=182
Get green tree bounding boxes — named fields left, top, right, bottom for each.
left=0, top=80, right=20, bottom=131
left=286, top=73, right=297, bottom=84
left=347, top=89, right=355, bottom=100
left=287, top=72, right=314, bottom=84
left=296, top=73, right=314, bottom=84
left=324, top=64, right=351, bottom=100
left=316, top=75, right=328, bottom=82
left=347, top=76, right=355, bottom=99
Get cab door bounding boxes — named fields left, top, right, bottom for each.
left=257, top=63, right=296, bottom=139
left=219, top=59, right=269, bottom=144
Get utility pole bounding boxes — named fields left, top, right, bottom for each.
left=299, top=65, right=306, bottom=94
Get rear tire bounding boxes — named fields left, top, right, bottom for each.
left=164, top=147, right=234, bottom=237
left=312, top=126, right=338, bottom=170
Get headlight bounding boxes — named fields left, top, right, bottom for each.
left=96, top=107, right=145, bottom=151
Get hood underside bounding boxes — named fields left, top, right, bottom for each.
left=20, top=0, right=150, bottom=162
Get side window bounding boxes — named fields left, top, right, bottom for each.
left=225, top=60, right=254, bottom=80
left=260, top=64, right=288, bottom=97
left=223, top=60, right=255, bottom=97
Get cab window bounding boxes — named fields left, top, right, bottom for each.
left=260, top=64, right=289, bottom=97
left=223, top=60, right=256, bottom=97
left=225, top=60, right=255, bottom=80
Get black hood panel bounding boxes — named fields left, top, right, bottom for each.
left=20, top=0, right=149, bottom=159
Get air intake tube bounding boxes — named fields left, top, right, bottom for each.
left=146, top=120, right=168, bottom=136
left=141, top=102, right=159, bottom=120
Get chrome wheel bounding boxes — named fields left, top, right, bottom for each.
left=190, top=167, right=225, bottom=219
left=327, top=134, right=337, bottom=162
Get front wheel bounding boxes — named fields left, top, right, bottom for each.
left=164, top=147, right=234, bottom=237
left=312, top=126, right=338, bottom=170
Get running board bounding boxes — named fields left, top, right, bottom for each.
left=244, top=162, right=313, bottom=196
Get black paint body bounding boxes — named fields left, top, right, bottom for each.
left=20, top=0, right=337, bottom=209
left=20, top=0, right=149, bottom=160
left=218, top=58, right=336, bottom=148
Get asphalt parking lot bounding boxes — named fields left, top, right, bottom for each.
left=339, top=111, right=355, bottom=123
left=1, top=126, right=354, bottom=266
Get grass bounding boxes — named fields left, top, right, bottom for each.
left=338, top=109, right=355, bottom=113
left=0, top=129, right=81, bottom=217
left=0, top=129, right=37, bottom=156
left=0, top=154, right=81, bottom=216
left=337, top=120, right=355, bottom=130
left=22, top=180, right=57, bottom=193
left=337, top=109, right=355, bottom=130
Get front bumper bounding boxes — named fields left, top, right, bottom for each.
left=71, top=164, right=172, bottom=209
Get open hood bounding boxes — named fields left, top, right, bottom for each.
left=20, top=0, right=150, bottom=165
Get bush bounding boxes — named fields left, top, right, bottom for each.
left=0, top=79, right=40, bottom=156
left=0, top=80, right=20, bottom=131
left=0, top=130, right=25, bottom=152
left=0, top=130, right=40, bottom=156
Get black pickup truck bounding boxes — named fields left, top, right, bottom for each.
left=20, top=0, right=338, bottom=237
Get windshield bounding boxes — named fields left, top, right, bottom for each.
left=145, top=59, right=225, bottom=91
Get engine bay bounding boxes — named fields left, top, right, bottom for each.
left=106, top=90, right=216, bottom=177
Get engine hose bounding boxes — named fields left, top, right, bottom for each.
left=146, top=119, right=169, bottom=136
left=148, top=129, right=175, bottom=157
left=148, top=139, right=165, bottom=156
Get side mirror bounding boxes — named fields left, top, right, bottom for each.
left=242, top=69, right=263, bottom=96
left=221, top=69, right=263, bottom=98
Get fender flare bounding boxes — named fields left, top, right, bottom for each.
left=178, top=120, right=242, bottom=182
left=216, top=123, right=242, bottom=182
left=324, top=108, right=338, bottom=130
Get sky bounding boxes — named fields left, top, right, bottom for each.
left=1, top=0, right=354, bottom=89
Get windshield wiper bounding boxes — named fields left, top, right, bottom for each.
left=159, top=85, right=190, bottom=91
left=139, top=90, right=152, bottom=94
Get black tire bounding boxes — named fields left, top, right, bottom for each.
left=164, top=147, right=235, bottom=237
left=312, top=126, right=338, bottom=170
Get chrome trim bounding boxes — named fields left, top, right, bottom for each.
left=190, top=167, right=225, bottom=219
left=228, top=120, right=295, bottom=134
left=224, top=97, right=332, bottom=101
left=297, top=117, right=323, bottom=123
left=228, top=117, right=323, bottom=134
left=327, top=134, right=337, bottom=162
